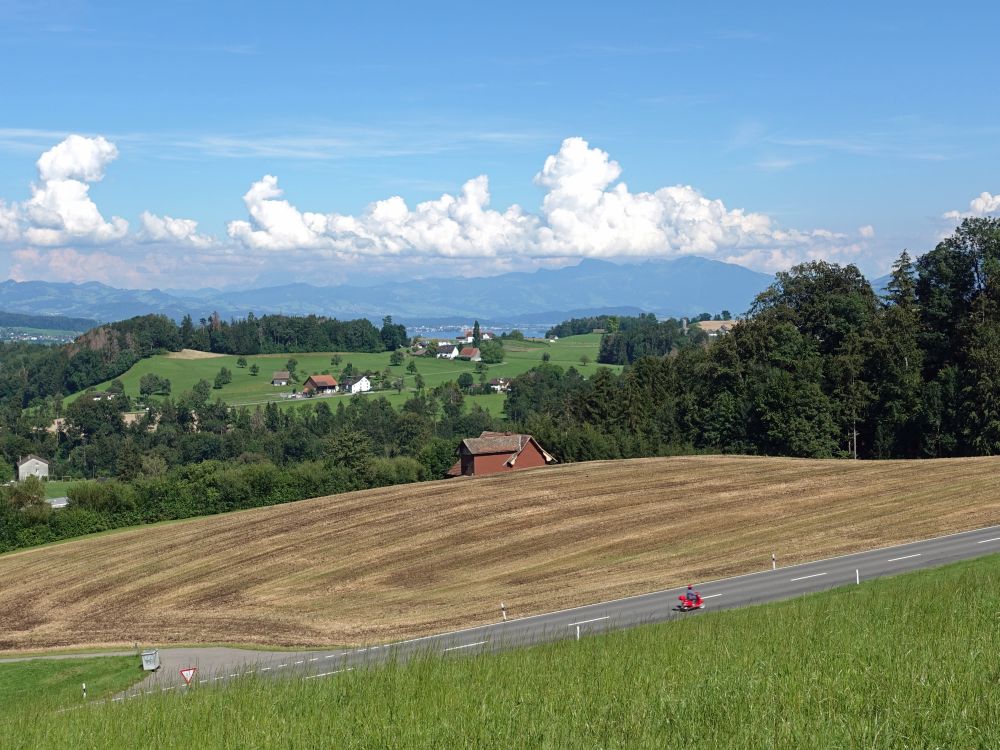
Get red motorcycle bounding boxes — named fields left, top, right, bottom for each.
left=674, top=592, right=704, bottom=611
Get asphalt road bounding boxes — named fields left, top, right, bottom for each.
left=106, top=523, right=1000, bottom=701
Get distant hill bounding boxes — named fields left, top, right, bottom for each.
left=0, top=310, right=97, bottom=332
left=0, top=256, right=774, bottom=324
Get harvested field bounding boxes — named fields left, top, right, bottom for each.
left=164, top=349, right=225, bottom=359
left=1, top=455, right=999, bottom=651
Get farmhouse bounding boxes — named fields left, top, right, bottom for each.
left=302, top=374, right=338, bottom=394
left=446, top=431, right=556, bottom=478
left=694, top=320, right=739, bottom=337
left=341, top=375, right=372, bottom=394
left=271, top=370, right=291, bottom=386
left=488, top=377, right=511, bottom=393
left=459, top=347, right=481, bottom=362
left=17, top=455, right=49, bottom=481
left=437, top=344, right=459, bottom=359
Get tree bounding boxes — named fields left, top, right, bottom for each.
left=414, top=372, right=425, bottom=391
left=380, top=316, right=408, bottom=351
left=457, top=372, right=474, bottom=391
left=479, top=339, right=505, bottom=364
left=5, top=475, right=45, bottom=511
left=213, top=367, right=232, bottom=389
left=580, top=354, right=591, bottom=367
left=249, top=364, right=259, bottom=376
left=390, top=350, right=405, bottom=366
left=331, top=354, right=342, bottom=367
left=393, top=377, right=405, bottom=394
left=406, top=360, right=418, bottom=374
left=542, top=351, right=551, bottom=362
left=236, top=356, right=247, bottom=368
left=472, top=320, right=481, bottom=348
left=285, top=358, right=298, bottom=380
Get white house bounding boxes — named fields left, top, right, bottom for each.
left=341, top=375, right=372, bottom=394
left=271, top=370, right=291, bottom=386
left=17, top=455, right=49, bottom=482
left=437, top=344, right=459, bottom=359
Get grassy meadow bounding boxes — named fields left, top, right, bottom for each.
left=5, top=554, right=998, bottom=748
left=67, top=333, right=610, bottom=414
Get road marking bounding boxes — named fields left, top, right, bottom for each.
left=789, top=572, right=827, bottom=582
left=308, top=657, right=319, bottom=662
left=567, top=616, right=609, bottom=627
left=887, top=553, right=921, bottom=562
left=199, top=679, right=208, bottom=684
left=702, top=594, right=723, bottom=599
left=977, top=537, right=1000, bottom=544
left=324, top=654, right=338, bottom=659
left=293, top=660, right=304, bottom=665
left=278, top=663, right=287, bottom=668
left=305, top=667, right=354, bottom=680
left=260, top=667, right=271, bottom=672
left=443, top=640, right=487, bottom=652
left=229, top=673, right=240, bottom=678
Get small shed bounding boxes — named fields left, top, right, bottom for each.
left=17, top=455, right=49, bottom=482
left=271, top=370, right=291, bottom=386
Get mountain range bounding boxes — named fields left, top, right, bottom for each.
left=0, top=256, right=774, bottom=327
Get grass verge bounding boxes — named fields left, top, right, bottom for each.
left=0, top=656, right=143, bottom=719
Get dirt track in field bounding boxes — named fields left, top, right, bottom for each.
left=1, top=455, right=998, bottom=652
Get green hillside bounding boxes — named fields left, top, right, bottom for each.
left=5, top=554, right=997, bottom=747
left=68, top=334, right=612, bottom=415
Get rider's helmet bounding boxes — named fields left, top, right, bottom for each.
left=687, top=584, right=693, bottom=590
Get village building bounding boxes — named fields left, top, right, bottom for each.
left=459, top=347, right=481, bottom=362
left=86, top=391, right=117, bottom=402
left=694, top=320, right=739, bottom=338
left=341, top=375, right=372, bottom=394
left=488, top=377, right=511, bottom=393
left=302, top=374, right=338, bottom=395
left=447, top=431, right=556, bottom=478
left=271, top=370, right=291, bottom=386
left=17, top=455, right=49, bottom=482
left=437, top=344, right=459, bottom=359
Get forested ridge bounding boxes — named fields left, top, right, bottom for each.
left=509, top=218, right=1000, bottom=461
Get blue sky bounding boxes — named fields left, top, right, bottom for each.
left=0, top=1, right=997, bottom=289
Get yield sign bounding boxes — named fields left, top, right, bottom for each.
left=179, top=667, right=197, bottom=685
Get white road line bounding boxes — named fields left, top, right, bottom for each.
left=443, top=640, right=487, bottom=652
left=199, top=679, right=208, bottom=684
left=229, top=673, right=239, bottom=678
left=293, top=660, right=304, bottom=665
left=324, top=654, right=338, bottom=659
left=789, top=572, right=827, bottom=582
left=278, top=663, right=287, bottom=668
left=567, top=616, right=609, bottom=627
left=305, top=668, right=353, bottom=680
left=702, top=594, right=723, bottom=599
left=308, top=657, right=319, bottom=662
left=887, top=553, right=921, bottom=562
left=260, top=667, right=271, bottom=672
left=977, top=537, right=1000, bottom=544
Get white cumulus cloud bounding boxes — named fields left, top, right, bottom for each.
left=139, top=211, right=213, bottom=248
left=20, top=134, right=128, bottom=246
left=225, top=136, right=859, bottom=268
left=944, top=191, right=1000, bottom=220
left=859, top=224, right=875, bottom=238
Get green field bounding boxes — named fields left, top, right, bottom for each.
left=5, top=555, right=997, bottom=748
left=43, top=480, right=77, bottom=499
left=69, top=334, right=612, bottom=414
left=0, top=656, right=142, bottom=720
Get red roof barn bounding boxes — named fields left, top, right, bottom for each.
left=302, top=374, right=338, bottom=394
left=447, top=431, right=556, bottom=478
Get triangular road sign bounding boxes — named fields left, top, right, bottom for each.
left=179, top=667, right=197, bottom=685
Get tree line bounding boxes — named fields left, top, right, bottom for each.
left=508, top=218, right=1000, bottom=461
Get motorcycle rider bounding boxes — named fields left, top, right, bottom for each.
left=685, top=584, right=698, bottom=603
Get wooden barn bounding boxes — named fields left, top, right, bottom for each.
left=447, top=431, right=556, bottom=478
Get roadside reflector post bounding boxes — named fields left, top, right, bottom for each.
left=500, top=602, right=508, bottom=622
left=82, top=682, right=87, bottom=700
left=576, top=625, right=581, bottom=641
left=856, top=569, right=860, bottom=585
left=772, top=552, right=776, bottom=571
